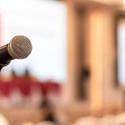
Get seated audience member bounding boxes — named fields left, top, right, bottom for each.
left=39, top=99, right=57, bottom=123
left=99, top=114, right=114, bottom=125
left=0, top=114, right=9, bottom=125
left=36, top=121, right=56, bottom=125
left=74, top=116, right=98, bottom=125
left=115, top=113, right=125, bottom=125
left=21, top=122, right=34, bottom=125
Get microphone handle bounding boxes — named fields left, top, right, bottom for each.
left=0, top=44, right=13, bottom=70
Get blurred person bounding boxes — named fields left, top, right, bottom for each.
left=0, top=114, right=9, bottom=125
left=0, top=92, right=10, bottom=108
left=23, top=68, right=37, bottom=81
left=9, top=69, right=25, bottom=106
left=24, top=68, right=44, bottom=106
left=73, top=116, right=98, bottom=125
left=39, top=99, right=57, bottom=124
left=40, top=80, right=61, bottom=103
left=21, top=122, right=34, bottom=125
left=20, top=68, right=37, bottom=96
left=36, top=121, right=57, bottom=125
left=11, top=68, right=32, bottom=97
left=98, top=114, right=115, bottom=125
left=9, top=68, right=43, bottom=106
left=115, top=112, right=125, bottom=125
left=9, top=87, right=24, bottom=107
left=30, top=86, right=43, bottom=107
left=23, top=68, right=32, bottom=79
left=11, top=69, right=17, bottom=78
left=10, top=69, right=19, bottom=84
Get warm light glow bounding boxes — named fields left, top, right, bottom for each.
left=123, top=0, right=125, bottom=5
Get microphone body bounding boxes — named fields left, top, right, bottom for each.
left=0, top=45, right=13, bottom=70
left=0, top=35, right=32, bottom=70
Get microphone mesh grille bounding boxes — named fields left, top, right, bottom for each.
left=8, top=35, right=32, bottom=59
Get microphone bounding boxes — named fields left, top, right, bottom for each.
left=0, top=35, right=32, bottom=70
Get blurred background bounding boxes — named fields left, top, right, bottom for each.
left=0, top=0, right=125, bottom=125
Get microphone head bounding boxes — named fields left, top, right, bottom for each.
left=8, top=35, right=32, bottom=59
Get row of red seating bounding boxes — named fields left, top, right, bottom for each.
left=0, top=76, right=61, bottom=97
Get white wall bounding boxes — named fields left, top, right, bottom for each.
left=0, top=0, right=67, bottom=82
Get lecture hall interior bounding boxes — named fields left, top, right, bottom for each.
left=0, top=0, right=125, bottom=125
